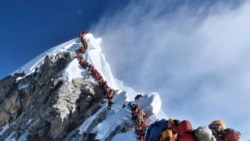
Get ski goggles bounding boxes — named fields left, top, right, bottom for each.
left=210, top=124, right=223, bottom=134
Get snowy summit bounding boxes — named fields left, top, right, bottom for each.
left=0, top=32, right=163, bottom=141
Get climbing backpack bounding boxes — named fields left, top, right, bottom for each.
left=176, top=120, right=193, bottom=136
left=223, top=128, right=241, bottom=141
left=194, top=126, right=216, bottom=141
left=176, top=120, right=196, bottom=141
left=148, top=119, right=168, bottom=141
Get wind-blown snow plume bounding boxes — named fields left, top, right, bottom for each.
left=91, top=0, right=250, bottom=140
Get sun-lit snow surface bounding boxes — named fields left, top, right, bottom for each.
left=12, top=38, right=80, bottom=81
left=63, top=34, right=120, bottom=90
left=7, top=33, right=163, bottom=141
left=71, top=34, right=163, bottom=141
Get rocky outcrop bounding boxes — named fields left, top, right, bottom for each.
left=0, top=51, right=116, bottom=141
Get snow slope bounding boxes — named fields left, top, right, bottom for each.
left=6, top=33, right=163, bottom=141
left=64, top=33, right=163, bottom=141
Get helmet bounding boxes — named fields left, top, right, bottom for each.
left=208, top=120, right=226, bottom=135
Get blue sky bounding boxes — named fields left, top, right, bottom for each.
left=1, top=0, right=249, bottom=140
left=0, top=0, right=130, bottom=79
left=91, top=0, right=249, bottom=140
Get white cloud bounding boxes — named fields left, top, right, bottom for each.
left=91, top=0, right=250, bottom=140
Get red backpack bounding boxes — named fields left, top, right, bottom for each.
left=176, top=120, right=196, bottom=141
left=176, top=120, right=193, bottom=136
left=224, top=128, right=241, bottom=141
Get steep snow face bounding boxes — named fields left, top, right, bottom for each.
left=6, top=33, right=164, bottom=141
left=68, top=33, right=164, bottom=140
left=63, top=34, right=120, bottom=90
left=62, top=33, right=165, bottom=141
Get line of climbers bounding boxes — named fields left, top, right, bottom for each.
left=126, top=94, right=241, bottom=141
left=76, top=30, right=117, bottom=109
left=77, top=30, right=241, bottom=141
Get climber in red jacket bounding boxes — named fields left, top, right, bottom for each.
left=89, top=67, right=102, bottom=81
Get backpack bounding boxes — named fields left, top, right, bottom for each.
left=223, top=128, right=241, bottom=141
left=194, top=126, right=216, bottom=141
left=148, top=119, right=168, bottom=141
left=176, top=120, right=193, bottom=136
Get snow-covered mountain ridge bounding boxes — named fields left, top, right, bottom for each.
left=0, top=32, right=162, bottom=141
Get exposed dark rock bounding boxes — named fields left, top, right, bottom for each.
left=0, top=51, right=133, bottom=141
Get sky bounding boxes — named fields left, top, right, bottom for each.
left=1, top=0, right=249, bottom=140
left=0, top=0, right=130, bottom=79
left=91, top=0, right=250, bottom=140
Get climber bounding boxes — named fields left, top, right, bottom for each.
left=208, top=120, right=226, bottom=140
left=76, top=51, right=83, bottom=60
left=79, top=30, right=88, bottom=37
left=107, top=98, right=114, bottom=110
left=78, top=46, right=86, bottom=54
left=130, top=104, right=147, bottom=139
left=92, top=71, right=103, bottom=82
left=135, top=117, right=147, bottom=140
left=122, top=102, right=126, bottom=108
left=88, top=67, right=108, bottom=90
left=209, top=120, right=241, bottom=141
left=134, top=94, right=143, bottom=100
left=81, top=37, right=88, bottom=46
left=99, top=79, right=108, bottom=89
left=105, top=87, right=115, bottom=100
left=82, top=39, right=88, bottom=49
left=131, top=104, right=140, bottom=120
left=159, top=118, right=180, bottom=141
left=79, top=60, right=90, bottom=69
